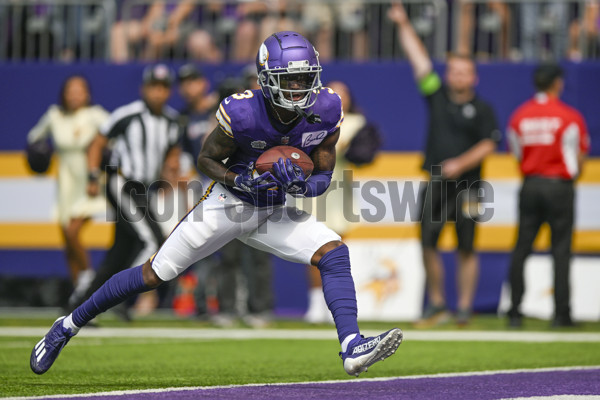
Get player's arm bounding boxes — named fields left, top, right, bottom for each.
left=86, top=133, right=108, bottom=197
left=303, top=129, right=340, bottom=197
left=388, top=2, right=433, bottom=82
left=312, top=128, right=340, bottom=173
left=441, top=139, right=497, bottom=180
left=197, top=126, right=239, bottom=186
left=27, top=109, right=52, bottom=143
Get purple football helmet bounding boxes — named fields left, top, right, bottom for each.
left=256, top=31, right=322, bottom=110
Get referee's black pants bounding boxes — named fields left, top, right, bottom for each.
left=70, top=173, right=164, bottom=311
left=508, top=176, right=575, bottom=321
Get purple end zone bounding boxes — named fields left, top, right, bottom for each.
left=51, top=368, right=600, bottom=400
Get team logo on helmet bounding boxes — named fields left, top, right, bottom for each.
left=258, top=43, right=269, bottom=67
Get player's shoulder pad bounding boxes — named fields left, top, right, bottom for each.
left=315, top=87, right=344, bottom=131
left=215, top=89, right=258, bottom=138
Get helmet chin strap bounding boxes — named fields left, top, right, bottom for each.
left=293, top=105, right=321, bottom=124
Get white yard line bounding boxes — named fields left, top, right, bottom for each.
left=1, top=327, right=600, bottom=342
left=2, top=365, right=599, bottom=400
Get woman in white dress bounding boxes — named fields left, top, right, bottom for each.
left=27, top=76, right=109, bottom=296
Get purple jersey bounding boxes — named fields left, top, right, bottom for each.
left=215, top=88, right=343, bottom=206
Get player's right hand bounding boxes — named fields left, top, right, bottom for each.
left=87, top=181, right=100, bottom=197
left=233, top=162, right=278, bottom=193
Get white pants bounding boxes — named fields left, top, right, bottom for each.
left=151, top=183, right=341, bottom=281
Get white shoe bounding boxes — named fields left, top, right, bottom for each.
left=340, top=328, right=403, bottom=377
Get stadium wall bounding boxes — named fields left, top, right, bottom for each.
left=0, top=62, right=599, bottom=154
left=1, top=62, right=599, bottom=317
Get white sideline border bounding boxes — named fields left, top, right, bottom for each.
left=2, top=365, right=599, bottom=400
left=1, top=327, right=600, bottom=342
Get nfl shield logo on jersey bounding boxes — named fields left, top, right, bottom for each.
left=218, top=193, right=227, bottom=202
left=281, top=136, right=290, bottom=145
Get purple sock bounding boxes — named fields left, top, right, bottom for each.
left=317, top=244, right=360, bottom=344
left=72, top=265, right=150, bottom=327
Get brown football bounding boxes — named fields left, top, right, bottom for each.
left=255, top=145, right=314, bottom=176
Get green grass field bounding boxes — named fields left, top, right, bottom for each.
left=2, top=313, right=600, bottom=398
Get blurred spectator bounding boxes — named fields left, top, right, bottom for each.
left=110, top=1, right=159, bottom=62
left=111, top=0, right=216, bottom=62
left=142, top=0, right=197, bottom=60
left=185, top=1, right=227, bottom=62
left=303, top=80, right=382, bottom=324
left=27, top=75, right=109, bottom=305
left=506, top=64, right=590, bottom=328
left=69, top=64, right=181, bottom=321
left=456, top=0, right=511, bottom=59
left=389, top=2, right=500, bottom=326
left=178, top=63, right=218, bottom=172
left=232, top=1, right=299, bottom=62
left=243, top=64, right=261, bottom=90
left=520, top=1, right=569, bottom=61
left=568, top=1, right=600, bottom=60
left=300, top=1, right=367, bottom=61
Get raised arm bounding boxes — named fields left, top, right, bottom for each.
left=388, top=2, right=433, bottom=81
left=197, top=126, right=239, bottom=186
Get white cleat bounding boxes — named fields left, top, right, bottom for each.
left=339, top=328, right=403, bottom=377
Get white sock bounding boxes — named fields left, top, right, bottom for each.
left=341, top=333, right=358, bottom=353
left=62, top=314, right=81, bottom=335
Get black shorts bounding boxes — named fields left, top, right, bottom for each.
left=419, top=178, right=478, bottom=252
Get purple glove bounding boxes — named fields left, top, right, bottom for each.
left=233, top=162, right=278, bottom=193
left=272, top=158, right=307, bottom=195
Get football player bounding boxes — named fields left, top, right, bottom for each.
left=30, top=31, right=402, bottom=377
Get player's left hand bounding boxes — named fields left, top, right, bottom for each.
left=233, top=162, right=278, bottom=193
left=272, top=158, right=307, bottom=194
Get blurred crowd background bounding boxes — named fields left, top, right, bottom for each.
left=2, top=0, right=600, bottom=63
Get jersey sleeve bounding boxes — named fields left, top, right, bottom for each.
left=100, top=105, right=133, bottom=139
left=575, top=111, right=591, bottom=154
left=215, top=99, right=234, bottom=138
left=215, top=90, right=258, bottom=141
left=92, top=106, right=110, bottom=129
left=477, top=102, right=502, bottom=144
left=333, top=95, right=344, bottom=133
left=318, top=87, right=344, bottom=134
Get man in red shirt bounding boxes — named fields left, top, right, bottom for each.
left=507, top=64, right=590, bottom=328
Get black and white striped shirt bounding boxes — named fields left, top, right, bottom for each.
left=100, top=100, right=180, bottom=184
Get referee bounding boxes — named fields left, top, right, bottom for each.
left=70, top=64, right=181, bottom=314
left=389, top=3, right=501, bottom=326
left=506, top=64, right=590, bottom=328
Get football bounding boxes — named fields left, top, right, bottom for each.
left=255, top=145, right=314, bottom=177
